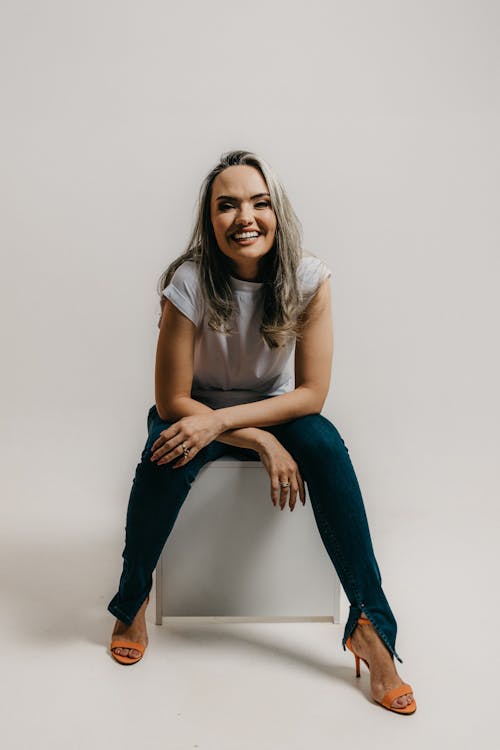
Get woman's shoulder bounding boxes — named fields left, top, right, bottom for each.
left=298, top=251, right=333, bottom=297
left=163, top=259, right=203, bottom=327
left=170, top=259, right=201, bottom=285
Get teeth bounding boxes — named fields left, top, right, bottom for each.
left=233, top=232, right=260, bottom=239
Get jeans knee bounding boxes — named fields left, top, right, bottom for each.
left=140, top=422, right=174, bottom=464
left=288, top=413, right=348, bottom=461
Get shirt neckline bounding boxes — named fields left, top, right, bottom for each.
left=229, top=274, right=265, bottom=292
left=227, top=255, right=319, bottom=291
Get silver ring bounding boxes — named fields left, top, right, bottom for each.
left=279, top=481, right=290, bottom=488
left=181, top=441, right=190, bottom=457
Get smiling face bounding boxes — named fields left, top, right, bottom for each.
left=210, top=165, right=277, bottom=281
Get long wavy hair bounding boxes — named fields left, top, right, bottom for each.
left=157, top=149, right=320, bottom=348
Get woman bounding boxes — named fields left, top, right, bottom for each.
left=107, top=149, right=416, bottom=715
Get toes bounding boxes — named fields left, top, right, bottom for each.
left=392, top=693, right=414, bottom=708
left=112, top=647, right=141, bottom=658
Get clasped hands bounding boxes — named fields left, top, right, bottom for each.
left=149, top=412, right=306, bottom=511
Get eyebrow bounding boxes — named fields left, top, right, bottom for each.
left=215, top=192, right=271, bottom=202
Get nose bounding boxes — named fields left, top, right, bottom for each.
left=235, top=203, right=254, bottom=226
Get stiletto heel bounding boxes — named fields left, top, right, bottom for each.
left=345, top=614, right=417, bottom=715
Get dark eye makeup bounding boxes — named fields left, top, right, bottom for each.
left=219, top=201, right=271, bottom=211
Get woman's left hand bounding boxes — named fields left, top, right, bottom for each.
left=150, top=413, right=224, bottom=468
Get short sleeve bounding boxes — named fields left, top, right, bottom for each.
left=162, top=261, right=204, bottom=328
left=299, top=255, right=333, bottom=309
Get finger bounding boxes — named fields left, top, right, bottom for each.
left=289, top=481, right=299, bottom=511
left=172, top=448, right=195, bottom=467
left=167, top=443, right=194, bottom=468
left=151, top=428, right=178, bottom=456
left=158, top=445, right=182, bottom=465
left=152, top=435, right=182, bottom=462
left=270, top=479, right=279, bottom=507
left=279, top=481, right=290, bottom=510
left=172, top=451, right=189, bottom=468
left=298, top=474, right=306, bottom=506
left=151, top=436, right=167, bottom=453
left=150, top=440, right=168, bottom=460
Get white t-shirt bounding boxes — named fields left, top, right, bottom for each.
left=162, top=253, right=332, bottom=409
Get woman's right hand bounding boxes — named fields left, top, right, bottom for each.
left=256, top=432, right=306, bottom=511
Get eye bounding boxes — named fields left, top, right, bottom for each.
left=218, top=200, right=271, bottom=211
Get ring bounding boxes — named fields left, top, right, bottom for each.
left=181, top=441, right=190, bottom=457
left=279, top=481, right=290, bottom=488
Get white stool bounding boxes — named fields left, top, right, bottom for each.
left=154, top=456, right=342, bottom=625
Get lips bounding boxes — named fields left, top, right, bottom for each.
left=231, top=231, right=261, bottom=239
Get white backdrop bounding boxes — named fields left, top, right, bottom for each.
left=0, top=1, right=498, bottom=744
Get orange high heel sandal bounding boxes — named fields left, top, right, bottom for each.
left=110, top=639, right=146, bottom=665
left=110, top=596, right=149, bottom=665
left=345, top=614, right=417, bottom=715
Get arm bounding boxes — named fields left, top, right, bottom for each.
left=157, top=278, right=333, bottom=436
left=155, top=298, right=269, bottom=451
left=215, top=276, right=333, bottom=431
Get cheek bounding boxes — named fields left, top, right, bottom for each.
left=267, top=211, right=277, bottom=229
left=212, top=217, right=228, bottom=241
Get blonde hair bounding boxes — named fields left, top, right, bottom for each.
left=157, top=148, right=321, bottom=348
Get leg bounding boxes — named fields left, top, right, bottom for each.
left=263, top=413, right=415, bottom=709
left=107, top=404, right=235, bottom=627
left=263, top=413, right=402, bottom=663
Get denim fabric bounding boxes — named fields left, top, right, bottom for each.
left=107, top=404, right=403, bottom=663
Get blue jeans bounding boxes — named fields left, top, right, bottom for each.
left=107, top=405, right=403, bottom=663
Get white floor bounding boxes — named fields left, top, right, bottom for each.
left=1, top=505, right=496, bottom=750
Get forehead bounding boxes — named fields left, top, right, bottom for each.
left=212, top=165, right=268, bottom=199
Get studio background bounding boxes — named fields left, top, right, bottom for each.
left=0, top=1, right=498, bottom=747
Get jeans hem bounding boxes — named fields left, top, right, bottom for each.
left=107, top=600, right=135, bottom=626
left=107, top=588, right=151, bottom=627
left=342, top=603, right=403, bottom=664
